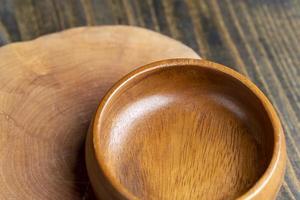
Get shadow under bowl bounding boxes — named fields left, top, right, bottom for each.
left=86, top=59, right=285, bottom=200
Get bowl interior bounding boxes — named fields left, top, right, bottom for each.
left=96, top=65, right=274, bottom=200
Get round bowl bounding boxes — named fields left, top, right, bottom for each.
left=86, top=59, right=286, bottom=200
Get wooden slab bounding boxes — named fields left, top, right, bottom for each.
left=0, top=26, right=199, bottom=199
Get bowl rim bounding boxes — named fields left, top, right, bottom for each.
left=91, top=58, right=284, bottom=199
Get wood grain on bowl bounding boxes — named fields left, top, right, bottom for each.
left=0, top=1, right=298, bottom=199
left=87, top=59, right=286, bottom=200
left=0, top=26, right=199, bottom=200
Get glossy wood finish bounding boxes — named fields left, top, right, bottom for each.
left=0, top=26, right=199, bottom=199
left=87, top=59, right=286, bottom=200
left=1, top=2, right=299, bottom=199
left=1, top=1, right=298, bottom=199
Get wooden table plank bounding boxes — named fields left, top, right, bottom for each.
left=0, top=0, right=299, bottom=199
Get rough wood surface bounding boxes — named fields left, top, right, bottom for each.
left=0, top=26, right=199, bottom=199
left=0, top=0, right=299, bottom=199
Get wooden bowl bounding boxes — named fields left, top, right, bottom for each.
left=86, top=59, right=286, bottom=200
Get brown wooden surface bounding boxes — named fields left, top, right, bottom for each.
left=87, top=59, right=286, bottom=200
left=0, top=0, right=299, bottom=199
left=0, top=26, right=199, bottom=199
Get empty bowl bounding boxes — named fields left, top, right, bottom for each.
left=86, top=59, right=286, bottom=200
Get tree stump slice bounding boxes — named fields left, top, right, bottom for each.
left=0, top=26, right=199, bottom=200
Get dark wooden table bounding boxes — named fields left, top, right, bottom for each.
left=0, top=0, right=299, bottom=199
